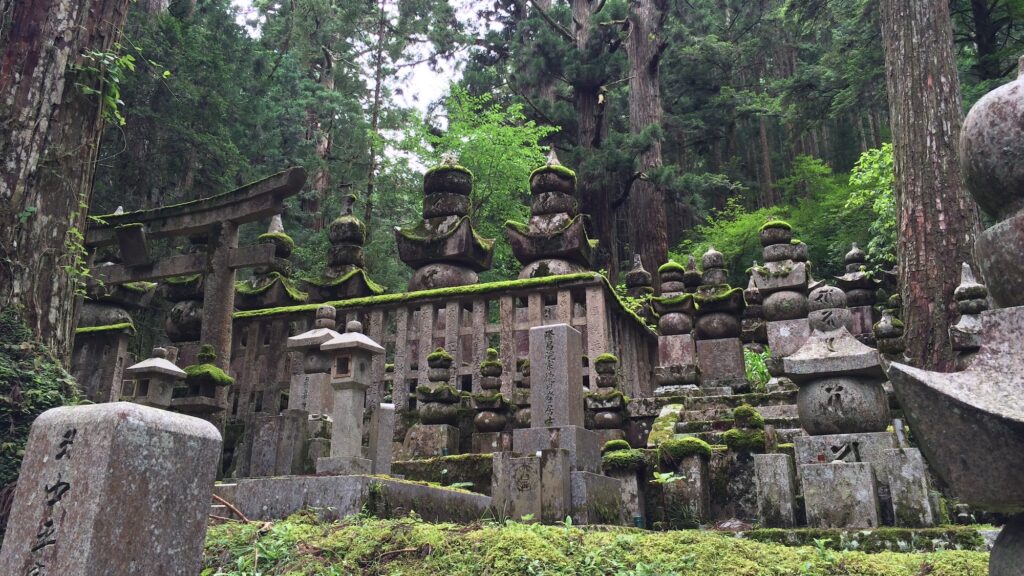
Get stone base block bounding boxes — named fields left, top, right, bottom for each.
left=591, top=428, right=625, bottom=447
left=849, top=305, right=876, bottom=338
left=754, top=453, right=797, bottom=527
left=884, top=448, right=937, bottom=527
left=306, top=437, right=330, bottom=473
left=767, top=318, right=811, bottom=358
left=250, top=409, right=307, bottom=477
left=491, top=452, right=541, bottom=521
left=659, top=333, right=696, bottom=366
left=663, top=454, right=711, bottom=527
left=570, top=471, right=624, bottom=525
left=801, top=462, right=880, bottom=528
left=695, top=338, right=746, bottom=390
left=316, top=455, right=372, bottom=475
left=404, top=424, right=460, bottom=458
left=540, top=449, right=572, bottom=523
left=608, top=470, right=645, bottom=528
left=513, top=426, right=601, bottom=473
left=794, top=432, right=896, bottom=479
left=473, top=431, right=513, bottom=454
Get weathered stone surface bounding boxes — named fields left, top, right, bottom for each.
left=215, top=475, right=491, bottom=523
left=801, top=462, right=880, bottom=528
left=990, top=515, right=1024, bottom=576
left=784, top=328, right=885, bottom=383
left=570, top=471, right=624, bottom=525
left=316, top=455, right=372, bottom=475
left=0, top=403, right=221, bottom=576
left=794, top=432, right=896, bottom=475
left=513, top=425, right=601, bottom=473
left=884, top=448, right=937, bottom=528
left=408, top=262, right=479, bottom=291
left=888, top=306, right=1024, bottom=512
left=607, top=469, right=645, bottom=527
left=695, top=338, right=746, bottom=390
left=763, top=290, right=809, bottom=321
left=473, top=431, right=513, bottom=453
left=540, top=449, right=573, bottom=523
left=754, top=453, right=797, bottom=527
left=753, top=261, right=808, bottom=293
left=491, top=452, right=542, bottom=521
left=766, top=318, right=810, bottom=358
left=250, top=409, right=307, bottom=477
left=662, top=455, right=711, bottom=527
left=528, top=324, right=584, bottom=428
left=797, top=376, right=890, bottom=435
left=658, top=333, right=695, bottom=367
left=403, top=424, right=460, bottom=458
left=369, top=403, right=396, bottom=474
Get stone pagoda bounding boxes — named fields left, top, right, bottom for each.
left=305, top=195, right=386, bottom=301
left=396, top=159, right=495, bottom=290
left=235, top=215, right=309, bottom=310
left=834, top=242, right=879, bottom=342
left=506, top=152, right=595, bottom=279
left=750, top=221, right=811, bottom=373
left=651, top=259, right=698, bottom=396
left=692, top=247, right=746, bottom=391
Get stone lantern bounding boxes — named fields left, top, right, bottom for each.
left=315, top=320, right=385, bottom=475
left=123, top=347, right=185, bottom=409
left=286, top=305, right=343, bottom=416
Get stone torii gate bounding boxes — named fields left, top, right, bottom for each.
left=83, top=167, right=307, bottom=368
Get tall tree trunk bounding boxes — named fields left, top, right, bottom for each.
left=363, top=0, right=387, bottom=234
left=626, top=0, right=669, bottom=277
left=968, top=0, right=1003, bottom=81
left=0, top=0, right=131, bottom=360
left=758, top=116, right=774, bottom=206
left=880, top=0, right=982, bottom=371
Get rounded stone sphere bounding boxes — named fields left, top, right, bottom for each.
left=797, top=376, right=890, bottom=435
left=593, top=411, right=624, bottom=429
left=959, top=62, right=1024, bottom=219
left=694, top=312, right=741, bottom=339
left=424, top=166, right=473, bottom=196
left=808, top=308, right=852, bottom=332
left=474, top=411, right=508, bottom=432
left=419, top=401, right=459, bottom=425
left=409, top=263, right=478, bottom=291
left=808, top=285, right=847, bottom=312
left=759, top=225, right=793, bottom=247
left=514, top=407, right=531, bottom=428
left=701, top=247, right=725, bottom=269
left=345, top=320, right=362, bottom=333
left=328, top=215, right=366, bottom=245
left=763, top=291, right=809, bottom=321
left=658, top=312, right=694, bottom=335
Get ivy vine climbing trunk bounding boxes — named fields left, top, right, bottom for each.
left=0, top=0, right=131, bottom=362
left=879, top=0, right=982, bottom=371
left=626, top=0, right=669, bottom=280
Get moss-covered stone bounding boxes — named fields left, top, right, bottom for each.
left=723, top=428, right=766, bottom=453
left=235, top=272, right=309, bottom=302
left=602, top=439, right=631, bottom=453
left=759, top=220, right=793, bottom=231
left=647, top=405, right=682, bottom=447
left=731, top=404, right=765, bottom=429
left=183, top=363, right=235, bottom=387
left=658, top=261, right=686, bottom=274
left=660, top=437, right=713, bottom=462
left=594, top=353, right=619, bottom=364
left=257, top=231, right=296, bottom=250
left=602, top=448, right=648, bottom=472
left=74, top=322, right=134, bottom=335
left=390, top=453, right=492, bottom=494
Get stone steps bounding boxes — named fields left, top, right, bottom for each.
left=680, top=401, right=799, bottom=424
left=627, top=390, right=798, bottom=419
left=678, top=428, right=805, bottom=446
left=676, top=416, right=802, bottom=433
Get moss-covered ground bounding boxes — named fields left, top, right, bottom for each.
left=202, top=512, right=987, bottom=576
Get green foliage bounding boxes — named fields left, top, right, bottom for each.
left=743, top=347, right=771, bottom=393
left=847, top=144, right=896, bottom=265
left=0, top=311, right=80, bottom=498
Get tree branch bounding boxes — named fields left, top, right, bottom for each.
left=612, top=171, right=646, bottom=208
left=527, top=0, right=574, bottom=42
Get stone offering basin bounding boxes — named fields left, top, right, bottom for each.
left=887, top=306, right=1024, bottom=513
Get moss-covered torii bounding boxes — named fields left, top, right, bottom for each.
left=82, top=167, right=307, bottom=370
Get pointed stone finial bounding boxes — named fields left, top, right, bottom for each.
left=345, top=320, right=363, bottom=333
left=546, top=147, right=561, bottom=166
left=114, top=206, right=124, bottom=215
left=440, top=150, right=459, bottom=166
left=624, top=254, right=652, bottom=290
left=954, top=262, right=989, bottom=314
left=315, top=305, right=336, bottom=329
left=268, top=214, right=285, bottom=234
left=341, top=194, right=356, bottom=217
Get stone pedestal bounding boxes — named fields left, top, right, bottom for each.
left=528, top=324, right=584, bottom=428
left=404, top=424, right=460, bottom=458
left=662, top=455, right=711, bottom=527
left=491, top=452, right=542, bottom=521
left=884, top=448, right=937, bottom=527
left=250, top=409, right=307, bottom=477
left=513, top=426, right=601, bottom=473
left=753, top=453, right=797, bottom=527
left=288, top=372, right=332, bottom=415
left=473, top=431, right=513, bottom=453
left=369, top=403, right=396, bottom=474
left=766, top=318, right=810, bottom=358
left=329, top=382, right=368, bottom=460
left=793, top=432, right=897, bottom=478
left=801, top=462, right=880, bottom=528
left=570, top=471, right=624, bottom=525
left=695, top=338, right=745, bottom=389
left=608, top=469, right=645, bottom=528
left=0, top=403, right=221, bottom=576
left=539, top=449, right=573, bottom=523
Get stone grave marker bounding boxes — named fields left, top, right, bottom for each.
left=528, top=323, right=583, bottom=428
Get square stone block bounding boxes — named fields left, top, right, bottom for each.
left=491, top=452, right=541, bottom=521
left=250, top=409, right=307, bottom=477
left=529, top=324, right=585, bottom=428
left=695, top=338, right=746, bottom=388
left=570, top=471, right=624, bottom=525
left=754, top=261, right=808, bottom=293
left=289, top=372, right=332, bottom=415
left=513, top=426, right=601, bottom=473
left=794, top=432, right=896, bottom=479
left=662, top=454, right=711, bottom=527
left=403, top=424, right=460, bottom=458
left=607, top=469, right=645, bottom=528
left=369, top=403, right=396, bottom=474
left=659, top=333, right=695, bottom=366
left=316, top=455, right=372, bottom=475
left=767, top=318, right=811, bottom=358
left=0, top=403, right=221, bottom=576
left=473, top=431, right=513, bottom=454
left=800, top=462, right=880, bottom=528
left=540, top=449, right=572, bottom=523
left=884, top=448, right=937, bottom=527
left=754, top=453, right=797, bottom=527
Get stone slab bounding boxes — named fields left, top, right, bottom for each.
left=491, top=452, right=541, bottom=521
left=473, top=431, right=513, bottom=454
left=794, top=432, right=896, bottom=479
left=662, top=454, right=711, bottom=527
left=884, top=448, right=937, bottom=527
left=250, top=409, right=306, bottom=477
left=288, top=372, right=332, bottom=415
left=570, top=471, right=624, bottom=525
left=369, top=403, right=396, bottom=474
left=753, top=261, right=808, bottom=293
left=513, top=425, right=601, bottom=473
left=213, top=475, right=491, bottom=523
left=0, top=403, right=221, bottom=576
left=316, top=455, right=372, bottom=475
left=767, top=318, right=810, bottom=358
left=801, top=462, right=880, bottom=528
left=403, top=424, right=460, bottom=458
left=608, top=470, right=645, bottom=528
left=540, top=449, right=572, bottom=523
left=529, top=324, right=584, bottom=428
left=658, top=333, right=695, bottom=367
left=695, top=338, right=746, bottom=389
left=754, top=453, right=797, bottom=527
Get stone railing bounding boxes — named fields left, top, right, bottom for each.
left=228, top=273, right=657, bottom=418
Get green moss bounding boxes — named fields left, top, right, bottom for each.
left=652, top=292, right=694, bottom=306
left=427, top=348, right=454, bottom=362
left=415, top=385, right=459, bottom=402
left=660, top=437, right=713, bottom=462
left=236, top=272, right=309, bottom=303
left=658, top=261, right=686, bottom=274
left=731, top=404, right=765, bottom=429
left=594, top=353, right=619, bottom=364
left=694, top=286, right=744, bottom=308
left=602, top=448, right=647, bottom=472
left=602, top=439, right=631, bottom=453
left=197, top=343, right=217, bottom=362
left=165, top=273, right=201, bottom=285
left=183, top=363, right=235, bottom=387
left=790, top=238, right=804, bottom=245
left=647, top=405, right=682, bottom=448
left=398, top=216, right=493, bottom=253
left=122, top=281, right=157, bottom=293
left=425, top=164, right=473, bottom=179
left=504, top=219, right=529, bottom=235
left=585, top=389, right=628, bottom=404
left=759, top=219, right=793, bottom=231
left=258, top=231, right=296, bottom=250
left=470, top=392, right=507, bottom=404
left=529, top=163, right=577, bottom=182
left=723, top=428, right=766, bottom=452
left=746, top=526, right=987, bottom=554
left=304, top=267, right=386, bottom=295
left=390, top=453, right=492, bottom=494
left=504, top=213, right=588, bottom=239
left=74, top=322, right=134, bottom=335
left=479, top=348, right=502, bottom=370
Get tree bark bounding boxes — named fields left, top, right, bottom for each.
left=625, top=0, right=669, bottom=277
left=0, top=0, right=131, bottom=360
left=880, top=0, right=982, bottom=371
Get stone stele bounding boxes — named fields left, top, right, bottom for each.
left=0, top=402, right=222, bottom=576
